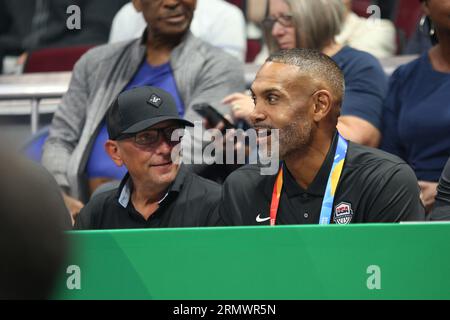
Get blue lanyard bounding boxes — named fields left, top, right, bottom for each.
left=270, top=134, right=348, bottom=225
left=318, top=134, right=348, bottom=224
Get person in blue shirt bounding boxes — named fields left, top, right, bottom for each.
left=223, top=0, right=387, bottom=148
left=381, top=0, right=450, bottom=212
left=86, top=56, right=187, bottom=193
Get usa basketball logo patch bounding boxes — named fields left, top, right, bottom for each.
left=334, top=202, right=354, bottom=224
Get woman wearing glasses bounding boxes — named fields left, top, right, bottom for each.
left=224, top=0, right=387, bottom=148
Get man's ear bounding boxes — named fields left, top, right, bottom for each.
left=312, top=90, right=332, bottom=122
left=132, top=0, right=143, bottom=13
left=105, top=140, right=124, bottom=167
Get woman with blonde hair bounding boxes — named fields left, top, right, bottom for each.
left=225, top=0, right=387, bottom=147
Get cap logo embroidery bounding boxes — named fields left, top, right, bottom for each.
left=147, top=94, right=162, bottom=108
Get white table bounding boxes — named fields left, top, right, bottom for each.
left=0, top=72, right=70, bottom=134
left=0, top=55, right=419, bottom=135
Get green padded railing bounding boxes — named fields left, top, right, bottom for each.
left=55, top=222, right=450, bottom=299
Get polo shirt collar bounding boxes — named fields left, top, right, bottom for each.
left=283, top=132, right=339, bottom=197
left=118, top=175, right=132, bottom=208
left=116, top=165, right=187, bottom=208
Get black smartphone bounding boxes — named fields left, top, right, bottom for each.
left=192, top=103, right=236, bottom=129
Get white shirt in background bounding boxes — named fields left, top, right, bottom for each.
left=109, top=0, right=247, bottom=61
left=336, top=12, right=397, bottom=59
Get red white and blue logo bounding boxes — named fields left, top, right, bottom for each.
left=333, top=202, right=354, bottom=224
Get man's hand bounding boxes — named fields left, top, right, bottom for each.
left=62, top=192, right=84, bottom=226
left=204, top=114, right=247, bottom=164
left=222, top=92, right=254, bottom=123
left=418, top=181, right=438, bottom=213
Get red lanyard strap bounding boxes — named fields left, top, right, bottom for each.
left=269, top=134, right=348, bottom=226
left=269, top=166, right=284, bottom=226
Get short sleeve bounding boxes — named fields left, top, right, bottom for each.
left=339, top=51, right=387, bottom=130
left=365, top=163, right=425, bottom=222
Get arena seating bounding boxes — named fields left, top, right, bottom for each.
left=23, top=45, right=93, bottom=73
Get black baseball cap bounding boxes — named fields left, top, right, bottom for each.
left=106, top=86, right=194, bottom=140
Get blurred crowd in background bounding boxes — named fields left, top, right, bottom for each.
left=0, top=0, right=434, bottom=74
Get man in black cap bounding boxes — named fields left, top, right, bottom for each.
left=74, top=86, right=222, bottom=229
left=42, top=0, right=245, bottom=220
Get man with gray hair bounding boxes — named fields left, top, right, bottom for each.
left=219, top=48, right=425, bottom=226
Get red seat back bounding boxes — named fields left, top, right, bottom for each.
left=394, top=0, right=423, bottom=40
left=246, top=39, right=261, bottom=63
left=24, top=45, right=93, bottom=73
left=226, top=0, right=244, bottom=9
left=351, top=0, right=372, bottom=18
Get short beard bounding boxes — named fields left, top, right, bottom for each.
left=279, top=116, right=313, bottom=160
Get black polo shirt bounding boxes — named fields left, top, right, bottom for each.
left=219, top=133, right=425, bottom=225
left=74, top=165, right=222, bottom=229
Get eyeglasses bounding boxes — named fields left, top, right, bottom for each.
left=118, top=126, right=184, bottom=146
left=261, top=14, right=294, bottom=30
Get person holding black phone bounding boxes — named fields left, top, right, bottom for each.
left=193, top=104, right=237, bottom=130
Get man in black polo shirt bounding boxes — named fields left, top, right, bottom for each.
left=74, top=86, right=222, bottom=229
left=219, top=49, right=425, bottom=225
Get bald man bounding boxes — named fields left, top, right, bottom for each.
left=219, top=48, right=424, bottom=226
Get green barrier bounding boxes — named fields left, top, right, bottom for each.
left=55, top=222, right=450, bottom=299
